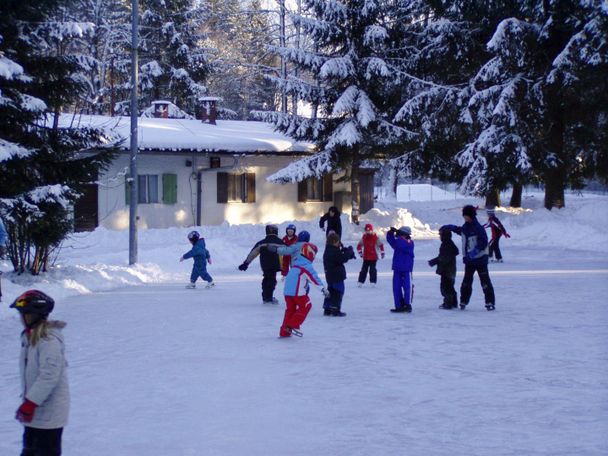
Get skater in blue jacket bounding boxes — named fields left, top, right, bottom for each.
left=387, top=226, right=415, bottom=313
left=180, top=230, right=214, bottom=289
left=442, top=205, right=495, bottom=311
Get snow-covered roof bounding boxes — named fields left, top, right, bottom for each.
left=59, top=114, right=315, bottom=154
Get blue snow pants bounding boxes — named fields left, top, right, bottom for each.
left=191, top=262, right=212, bottom=284
left=392, top=271, right=411, bottom=309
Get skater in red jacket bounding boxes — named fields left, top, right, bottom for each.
left=356, top=223, right=385, bottom=287
left=484, top=208, right=510, bottom=262
left=280, top=224, right=298, bottom=277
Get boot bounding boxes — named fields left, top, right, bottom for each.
left=185, top=283, right=196, bottom=289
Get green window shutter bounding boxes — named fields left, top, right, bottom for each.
left=323, top=174, right=334, bottom=202
left=298, top=180, right=307, bottom=202
left=162, top=173, right=177, bottom=204
left=217, top=172, right=228, bottom=203
left=246, top=173, right=256, bottom=203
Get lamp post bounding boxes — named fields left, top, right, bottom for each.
left=128, top=0, right=139, bottom=265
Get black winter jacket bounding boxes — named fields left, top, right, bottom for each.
left=429, top=231, right=459, bottom=277
left=247, top=235, right=284, bottom=272
left=323, top=244, right=354, bottom=284
left=319, top=207, right=342, bottom=237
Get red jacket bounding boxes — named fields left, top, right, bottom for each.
left=281, top=234, right=298, bottom=275
left=357, top=233, right=384, bottom=261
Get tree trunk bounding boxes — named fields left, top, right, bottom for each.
left=351, top=156, right=361, bottom=225
left=388, top=166, right=398, bottom=197
left=544, top=169, right=566, bottom=209
left=510, top=182, right=523, bottom=208
left=485, top=188, right=501, bottom=208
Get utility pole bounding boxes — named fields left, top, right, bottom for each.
left=128, top=0, right=139, bottom=265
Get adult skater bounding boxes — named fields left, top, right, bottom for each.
left=442, top=205, right=496, bottom=311
left=484, top=208, right=510, bottom=262
left=319, top=206, right=342, bottom=238
left=11, top=290, right=70, bottom=456
left=238, top=225, right=284, bottom=304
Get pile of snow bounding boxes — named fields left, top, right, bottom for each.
left=1, top=191, right=606, bottom=319
left=396, top=183, right=462, bottom=202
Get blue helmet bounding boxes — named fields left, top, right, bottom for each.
left=286, top=224, right=296, bottom=234
left=297, top=230, right=310, bottom=242
left=187, top=230, right=200, bottom=242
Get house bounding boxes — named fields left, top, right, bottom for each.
left=66, top=114, right=376, bottom=231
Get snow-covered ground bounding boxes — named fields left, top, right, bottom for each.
left=0, top=192, right=607, bottom=455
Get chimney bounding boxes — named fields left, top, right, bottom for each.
left=152, top=100, right=170, bottom=118
left=198, top=97, right=221, bottom=125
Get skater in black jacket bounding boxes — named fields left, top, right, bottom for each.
left=322, top=232, right=356, bottom=316
left=319, top=206, right=342, bottom=239
left=428, top=227, right=459, bottom=309
left=238, top=225, right=284, bottom=304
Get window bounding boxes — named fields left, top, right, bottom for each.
left=138, top=175, right=159, bottom=203
left=217, top=172, right=255, bottom=203
left=125, top=175, right=162, bottom=205
left=298, top=174, right=333, bottom=202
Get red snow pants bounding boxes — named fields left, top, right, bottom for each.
left=279, top=295, right=312, bottom=337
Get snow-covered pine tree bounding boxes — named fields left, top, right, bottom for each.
left=264, top=0, right=415, bottom=222
left=391, top=0, right=528, bottom=206
left=0, top=0, right=116, bottom=274
left=458, top=0, right=607, bottom=209
left=138, top=0, right=211, bottom=114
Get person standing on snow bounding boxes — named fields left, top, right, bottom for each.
left=356, top=223, right=385, bottom=287
left=428, top=227, right=459, bottom=309
left=442, top=205, right=496, bottom=311
left=319, top=206, right=342, bottom=239
left=387, top=226, right=415, bottom=313
left=322, top=232, right=356, bottom=317
left=484, top=208, right=510, bottom=262
left=280, top=224, right=298, bottom=278
left=180, top=230, right=214, bottom=289
left=11, top=290, right=70, bottom=456
left=279, top=242, right=329, bottom=337
left=238, top=225, right=284, bottom=304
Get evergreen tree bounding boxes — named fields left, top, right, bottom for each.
left=138, top=0, right=211, bottom=114
left=264, top=0, right=414, bottom=222
left=0, top=0, right=116, bottom=274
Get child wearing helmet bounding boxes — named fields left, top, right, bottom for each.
left=180, top=230, right=214, bottom=289
left=356, top=223, right=385, bottom=287
left=280, top=224, right=298, bottom=277
left=322, top=232, right=356, bottom=316
left=280, top=242, right=329, bottom=337
left=387, top=226, right=415, bottom=313
left=483, top=208, right=510, bottom=262
left=10, top=290, right=70, bottom=456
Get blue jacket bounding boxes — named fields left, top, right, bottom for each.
left=386, top=232, right=415, bottom=272
left=444, top=218, right=489, bottom=266
left=183, top=239, right=210, bottom=273
left=283, top=255, right=325, bottom=297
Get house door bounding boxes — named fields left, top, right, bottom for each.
left=73, top=184, right=98, bottom=231
left=359, top=170, right=375, bottom=214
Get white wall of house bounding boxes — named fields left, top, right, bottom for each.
left=98, top=153, right=349, bottom=229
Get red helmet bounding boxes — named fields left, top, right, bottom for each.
left=364, top=223, right=373, bottom=231
left=300, top=242, right=318, bottom=262
left=10, top=290, right=55, bottom=316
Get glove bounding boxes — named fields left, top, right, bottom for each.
left=208, top=258, right=212, bottom=264
left=389, top=226, right=397, bottom=234
left=321, top=287, right=330, bottom=299
left=15, top=399, right=37, bottom=423
left=179, top=257, right=184, bottom=262
left=428, top=259, right=434, bottom=267
left=505, top=233, right=511, bottom=239
left=238, top=262, right=248, bottom=271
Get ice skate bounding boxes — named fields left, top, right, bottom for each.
left=485, top=303, right=496, bottom=311
left=357, top=282, right=363, bottom=288
left=205, top=281, right=215, bottom=289
left=459, top=302, right=467, bottom=310
left=284, top=326, right=302, bottom=337
left=185, top=283, right=196, bottom=289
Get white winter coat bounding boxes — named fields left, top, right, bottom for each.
left=19, top=321, right=70, bottom=429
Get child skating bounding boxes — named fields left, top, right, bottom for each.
left=484, top=208, right=510, bottom=262
left=428, top=227, right=459, bottom=309
left=322, top=232, right=356, bottom=316
left=387, top=226, right=415, bottom=313
left=180, top=230, right=214, bottom=289
left=280, top=242, right=329, bottom=338
left=280, top=224, right=298, bottom=277
left=356, top=223, right=385, bottom=287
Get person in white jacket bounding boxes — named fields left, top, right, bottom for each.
left=10, top=290, right=70, bottom=456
